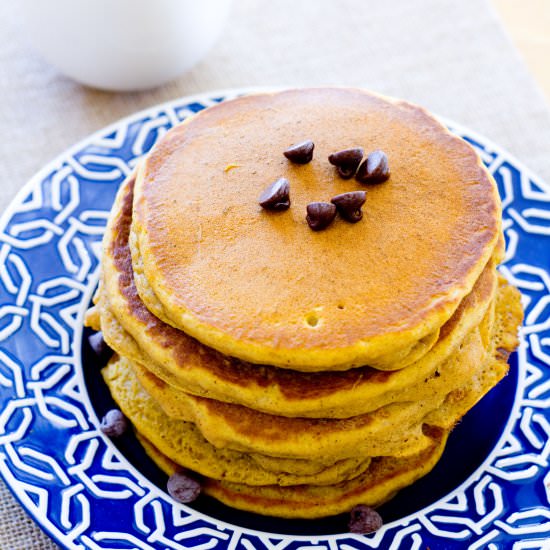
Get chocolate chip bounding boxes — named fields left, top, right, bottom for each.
left=328, top=148, right=364, bottom=179
left=284, top=140, right=314, bottom=164
left=167, top=471, right=202, bottom=503
left=100, top=409, right=129, bottom=438
left=496, top=347, right=511, bottom=360
left=348, top=504, right=383, bottom=534
left=88, top=331, right=113, bottom=362
left=331, top=191, right=366, bottom=223
left=306, top=202, right=337, bottom=231
left=356, top=150, right=390, bottom=184
left=259, top=178, right=290, bottom=211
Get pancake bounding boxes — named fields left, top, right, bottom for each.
left=128, top=317, right=487, bottom=460
left=102, top=354, right=375, bottom=485
left=96, top=174, right=499, bottom=419
left=101, top=278, right=520, bottom=470
left=425, top=276, right=522, bottom=427
left=131, top=355, right=435, bottom=460
left=97, top=269, right=496, bottom=419
left=108, top=280, right=520, bottom=518
left=103, top=345, right=453, bottom=484
left=107, top=289, right=518, bottom=518
left=130, top=88, right=502, bottom=371
left=100, top=277, right=521, bottom=466
left=205, top=428, right=448, bottom=519
left=87, top=88, right=523, bottom=520
left=137, top=428, right=448, bottom=519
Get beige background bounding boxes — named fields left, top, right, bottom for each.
left=493, top=0, right=550, bottom=102
left=1, top=0, right=550, bottom=548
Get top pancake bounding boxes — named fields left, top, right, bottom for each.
left=132, top=88, right=501, bottom=371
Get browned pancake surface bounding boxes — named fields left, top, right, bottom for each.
left=132, top=88, right=501, bottom=370
left=102, top=175, right=497, bottom=417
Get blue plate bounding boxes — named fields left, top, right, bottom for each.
left=0, top=90, right=548, bottom=549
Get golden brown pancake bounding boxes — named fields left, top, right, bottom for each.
left=128, top=321, right=486, bottom=460
left=86, top=88, right=523, bottom=520
left=102, top=355, right=374, bottom=485
left=137, top=429, right=448, bottom=519
left=95, top=175, right=499, bottom=418
left=131, top=89, right=502, bottom=371
left=130, top=354, right=436, bottom=460
left=101, top=277, right=521, bottom=476
left=110, top=282, right=520, bottom=518
left=425, top=276, right=522, bottom=427
left=98, top=275, right=521, bottom=466
left=97, top=266, right=496, bottom=419
left=109, top=279, right=520, bottom=518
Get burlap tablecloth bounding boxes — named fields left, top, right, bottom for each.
left=1, top=1, right=549, bottom=548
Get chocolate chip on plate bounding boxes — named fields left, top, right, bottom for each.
left=356, top=149, right=390, bottom=184
left=328, top=148, right=364, bottom=179
left=348, top=504, right=383, bottom=534
left=306, top=202, right=337, bottom=231
left=331, top=190, right=366, bottom=223
left=259, top=178, right=291, bottom=211
left=100, top=409, right=129, bottom=438
left=167, top=471, right=202, bottom=503
left=88, top=331, right=113, bottom=362
left=284, top=140, right=314, bottom=164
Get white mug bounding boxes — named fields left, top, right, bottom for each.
left=18, top=0, right=233, bottom=91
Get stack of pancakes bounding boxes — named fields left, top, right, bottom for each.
left=86, top=88, right=522, bottom=519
